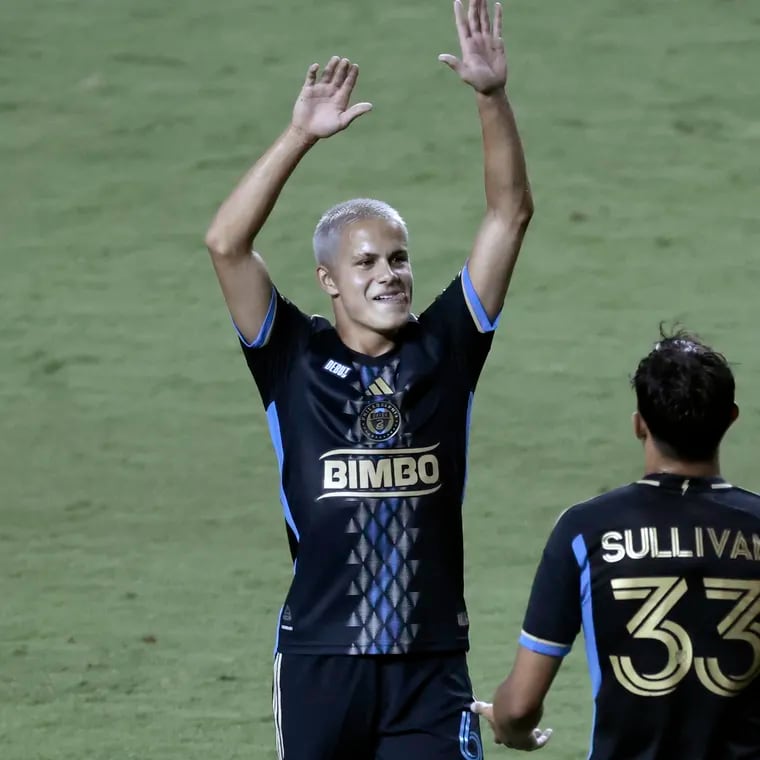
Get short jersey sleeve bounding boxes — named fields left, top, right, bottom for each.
left=235, top=286, right=311, bottom=407
left=417, top=263, right=500, bottom=389
left=519, top=510, right=582, bottom=658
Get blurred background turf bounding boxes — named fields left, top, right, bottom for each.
left=2, top=0, right=759, bottom=757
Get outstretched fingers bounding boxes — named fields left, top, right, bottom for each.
left=332, top=57, right=352, bottom=89
left=479, top=0, right=491, bottom=34
left=338, top=63, right=360, bottom=96
left=320, top=55, right=341, bottom=83
left=453, top=0, right=470, bottom=40
left=493, top=1, right=503, bottom=41
left=467, top=0, right=482, bottom=34
left=304, top=62, right=319, bottom=87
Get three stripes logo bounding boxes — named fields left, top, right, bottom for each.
left=365, top=376, right=394, bottom=396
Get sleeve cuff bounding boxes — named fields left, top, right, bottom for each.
left=461, top=263, right=500, bottom=333
left=233, top=286, right=277, bottom=348
left=519, top=630, right=573, bottom=658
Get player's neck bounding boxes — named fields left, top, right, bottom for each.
left=644, top=445, right=722, bottom=480
left=335, top=321, right=398, bottom=358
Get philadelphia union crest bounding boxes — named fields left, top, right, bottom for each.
left=360, top=400, right=401, bottom=442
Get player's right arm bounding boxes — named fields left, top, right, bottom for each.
left=204, top=57, right=372, bottom=344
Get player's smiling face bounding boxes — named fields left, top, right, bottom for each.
left=318, top=218, right=414, bottom=338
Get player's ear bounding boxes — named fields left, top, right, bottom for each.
left=316, top=265, right=339, bottom=297
left=632, top=411, right=647, bottom=442
left=730, top=403, right=739, bottom=424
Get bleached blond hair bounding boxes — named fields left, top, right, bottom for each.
left=312, top=198, right=408, bottom=266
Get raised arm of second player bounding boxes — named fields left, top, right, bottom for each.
left=439, top=0, right=533, bottom=322
left=204, top=57, right=373, bottom=344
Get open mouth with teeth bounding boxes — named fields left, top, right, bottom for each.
left=373, top=292, right=407, bottom=302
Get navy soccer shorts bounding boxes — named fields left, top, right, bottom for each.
left=271, top=651, right=483, bottom=759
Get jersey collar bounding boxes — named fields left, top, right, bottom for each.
left=637, top=473, right=733, bottom=491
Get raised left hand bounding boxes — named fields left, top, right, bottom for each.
left=439, top=0, right=507, bottom=94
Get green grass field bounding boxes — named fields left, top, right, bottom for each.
left=2, top=0, right=760, bottom=757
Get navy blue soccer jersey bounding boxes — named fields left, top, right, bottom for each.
left=521, top=474, right=760, bottom=760
left=238, top=265, right=498, bottom=655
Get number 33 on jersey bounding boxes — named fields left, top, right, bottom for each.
left=518, top=473, right=760, bottom=760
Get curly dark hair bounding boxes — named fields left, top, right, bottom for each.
left=632, top=326, right=736, bottom=462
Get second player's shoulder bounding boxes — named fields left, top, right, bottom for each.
left=561, top=482, right=640, bottom=520
left=712, top=483, right=760, bottom=518
left=553, top=483, right=652, bottom=550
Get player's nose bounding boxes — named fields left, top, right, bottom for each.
left=377, top=259, right=400, bottom=283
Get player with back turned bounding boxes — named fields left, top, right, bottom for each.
left=204, top=1, right=533, bottom=757
left=474, top=329, right=760, bottom=758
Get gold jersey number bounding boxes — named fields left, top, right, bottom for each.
left=609, top=577, right=760, bottom=697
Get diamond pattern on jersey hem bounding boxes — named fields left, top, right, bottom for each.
left=345, top=498, right=421, bottom=654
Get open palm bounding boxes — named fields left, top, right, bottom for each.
left=439, top=0, right=507, bottom=94
left=292, top=56, right=373, bottom=139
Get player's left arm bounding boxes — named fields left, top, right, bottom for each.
left=440, top=0, right=533, bottom=322
left=472, top=647, right=559, bottom=750
left=472, top=511, right=582, bottom=750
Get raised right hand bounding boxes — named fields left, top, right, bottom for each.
left=291, top=56, right=373, bottom=140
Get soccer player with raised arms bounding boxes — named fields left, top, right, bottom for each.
left=474, top=330, right=760, bottom=758
left=204, top=0, right=531, bottom=757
